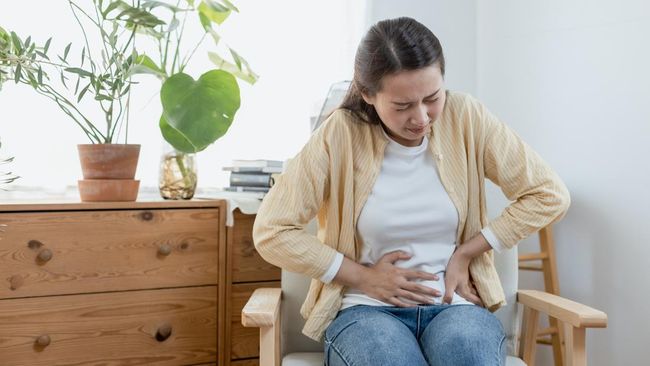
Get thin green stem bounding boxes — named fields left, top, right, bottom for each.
left=0, top=56, right=70, bottom=70
left=39, top=83, right=105, bottom=139
left=180, top=32, right=206, bottom=73
left=170, top=5, right=187, bottom=74
left=69, top=0, right=96, bottom=74
left=34, top=85, right=103, bottom=143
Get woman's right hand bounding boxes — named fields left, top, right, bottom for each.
left=357, top=250, right=441, bottom=307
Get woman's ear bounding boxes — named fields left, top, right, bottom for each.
left=361, top=92, right=375, bottom=105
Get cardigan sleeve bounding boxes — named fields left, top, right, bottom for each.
left=252, top=114, right=342, bottom=280
left=476, top=100, right=571, bottom=249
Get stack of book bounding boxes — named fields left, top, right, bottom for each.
left=223, top=159, right=284, bottom=195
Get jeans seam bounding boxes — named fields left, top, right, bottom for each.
left=497, top=334, right=507, bottom=365
left=329, top=341, right=353, bottom=366
left=328, top=320, right=358, bottom=343
left=416, top=306, right=421, bottom=338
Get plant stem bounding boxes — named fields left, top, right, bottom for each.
left=69, top=0, right=96, bottom=74
left=174, top=152, right=194, bottom=188
left=180, top=33, right=206, bottom=73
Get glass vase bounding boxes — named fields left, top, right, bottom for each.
left=158, top=147, right=197, bottom=200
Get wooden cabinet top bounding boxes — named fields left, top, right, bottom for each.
left=0, top=198, right=227, bottom=212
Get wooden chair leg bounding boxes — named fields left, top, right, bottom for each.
left=550, top=317, right=565, bottom=365
left=564, top=323, right=586, bottom=366
left=520, top=306, right=540, bottom=366
left=259, top=310, right=281, bottom=366
left=540, top=227, right=565, bottom=366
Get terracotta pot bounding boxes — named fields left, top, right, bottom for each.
left=78, top=144, right=140, bottom=179
left=78, top=179, right=140, bottom=202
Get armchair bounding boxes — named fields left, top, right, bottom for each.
left=242, top=235, right=606, bottom=366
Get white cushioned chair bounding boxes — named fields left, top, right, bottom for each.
left=242, top=222, right=607, bottom=366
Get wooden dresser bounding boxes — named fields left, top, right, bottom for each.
left=0, top=200, right=280, bottom=366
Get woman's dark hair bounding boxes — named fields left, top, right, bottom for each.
left=340, top=17, right=445, bottom=125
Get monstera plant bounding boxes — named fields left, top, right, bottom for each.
left=131, top=0, right=257, bottom=199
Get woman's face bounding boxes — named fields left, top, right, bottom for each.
left=363, top=65, right=446, bottom=147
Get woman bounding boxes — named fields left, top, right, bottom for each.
left=253, top=17, right=570, bottom=366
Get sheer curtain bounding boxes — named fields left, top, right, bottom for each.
left=0, top=0, right=368, bottom=191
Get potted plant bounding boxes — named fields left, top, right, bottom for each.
left=0, top=1, right=163, bottom=201
left=130, top=0, right=258, bottom=199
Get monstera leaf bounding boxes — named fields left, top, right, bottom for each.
left=160, top=69, right=240, bottom=153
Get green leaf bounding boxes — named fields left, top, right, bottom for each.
left=26, top=70, right=37, bottom=88
left=24, top=36, right=31, bottom=49
left=14, top=63, right=21, bottom=83
left=119, top=83, right=131, bottom=97
left=142, top=0, right=186, bottom=12
left=35, top=50, right=50, bottom=60
left=207, top=27, right=221, bottom=45
left=160, top=70, right=240, bottom=153
left=229, top=47, right=242, bottom=70
left=43, top=37, right=52, bottom=54
left=10, top=31, right=22, bottom=53
left=221, top=0, right=239, bottom=12
left=115, top=7, right=166, bottom=27
left=159, top=115, right=196, bottom=152
left=167, top=18, right=180, bottom=33
left=65, top=67, right=93, bottom=78
left=199, top=12, right=211, bottom=30
left=198, top=1, right=231, bottom=25
left=204, top=0, right=229, bottom=12
left=208, top=52, right=258, bottom=84
left=95, top=93, right=112, bottom=101
left=130, top=54, right=167, bottom=78
left=74, top=75, right=81, bottom=94
left=63, top=42, right=72, bottom=61
left=77, top=83, right=91, bottom=102
left=37, top=67, right=43, bottom=84
left=102, top=0, right=127, bottom=18
left=60, top=72, right=68, bottom=88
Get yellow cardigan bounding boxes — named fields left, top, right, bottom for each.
left=253, top=91, right=570, bottom=341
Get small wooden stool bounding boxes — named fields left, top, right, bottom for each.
left=518, top=225, right=565, bottom=366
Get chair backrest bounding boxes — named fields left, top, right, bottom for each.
left=280, top=222, right=520, bottom=356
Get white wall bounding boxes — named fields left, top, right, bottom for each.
left=0, top=0, right=366, bottom=192
left=477, top=1, right=650, bottom=364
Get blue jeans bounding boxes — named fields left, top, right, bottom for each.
left=324, top=304, right=506, bottom=366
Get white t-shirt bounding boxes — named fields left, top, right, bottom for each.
left=319, top=129, right=502, bottom=310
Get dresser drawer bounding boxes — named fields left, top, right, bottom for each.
left=231, top=211, right=280, bottom=283
left=0, top=286, right=218, bottom=366
left=230, top=281, right=281, bottom=360
left=0, top=208, right=220, bottom=298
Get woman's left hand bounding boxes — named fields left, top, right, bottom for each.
left=443, top=248, right=484, bottom=307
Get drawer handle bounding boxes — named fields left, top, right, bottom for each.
left=37, top=249, right=53, bottom=263
left=155, top=323, right=172, bottom=342
left=36, top=334, right=51, bottom=347
left=157, top=244, right=172, bottom=257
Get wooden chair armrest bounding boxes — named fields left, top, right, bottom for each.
left=517, top=290, right=607, bottom=365
left=517, top=289, right=607, bottom=328
left=241, top=287, right=282, bottom=328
